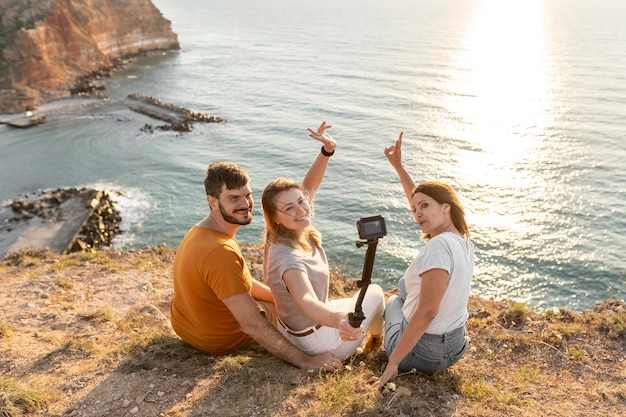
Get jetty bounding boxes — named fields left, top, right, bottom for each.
left=0, top=111, right=46, bottom=128
left=0, top=94, right=227, bottom=132
left=125, top=93, right=227, bottom=132
left=0, top=188, right=121, bottom=258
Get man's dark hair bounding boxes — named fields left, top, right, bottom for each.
left=204, top=162, right=250, bottom=197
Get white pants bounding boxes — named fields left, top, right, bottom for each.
left=279, top=284, right=385, bottom=361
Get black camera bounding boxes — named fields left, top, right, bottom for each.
left=356, top=215, right=387, bottom=240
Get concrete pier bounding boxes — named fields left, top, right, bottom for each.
left=0, top=188, right=121, bottom=258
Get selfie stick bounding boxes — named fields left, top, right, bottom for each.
left=348, top=237, right=379, bottom=328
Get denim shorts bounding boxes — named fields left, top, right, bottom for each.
left=384, top=293, right=468, bottom=375
left=398, top=326, right=468, bottom=375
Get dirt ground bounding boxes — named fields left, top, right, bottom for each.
left=0, top=246, right=624, bottom=417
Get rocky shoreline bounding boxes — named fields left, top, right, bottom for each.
left=0, top=188, right=121, bottom=258
left=0, top=1, right=229, bottom=131
left=0, top=0, right=180, bottom=113
left=0, top=50, right=227, bottom=133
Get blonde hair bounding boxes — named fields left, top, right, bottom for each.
left=261, top=178, right=321, bottom=253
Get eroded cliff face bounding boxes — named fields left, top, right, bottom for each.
left=0, top=0, right=179, bottom=113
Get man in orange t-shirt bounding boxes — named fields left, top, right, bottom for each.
left=170, top=161, right=341, bottom=370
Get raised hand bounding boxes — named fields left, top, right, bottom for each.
left=383, top=131, right=403, bottom=169
left=308, top=121, right=336, bottom=152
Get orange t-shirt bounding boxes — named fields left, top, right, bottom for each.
left=170, top=226, right=252, bottom=354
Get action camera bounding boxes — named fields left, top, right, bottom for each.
left=356, top=215, right=387, bottom=240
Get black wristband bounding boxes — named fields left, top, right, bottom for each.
left=321, top=146, right=335, bottom=157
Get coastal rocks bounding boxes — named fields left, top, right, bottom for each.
left=0, top=0, right=180, bottom=113
left=127, top=93, right=227, bottom=132
left=0, top=188, right=122, bottom=257
left=0, top=110, right=47, bottom=128
left=66, top=189, right=122, bottom=253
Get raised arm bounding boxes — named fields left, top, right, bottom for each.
left=302, top=121, right=336, bottom=203
left=384, top=132, right=416, bottom=207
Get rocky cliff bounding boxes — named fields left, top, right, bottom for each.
left=0, top=0, right=179, bottom=113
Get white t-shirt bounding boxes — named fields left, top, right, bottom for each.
left=401, top=232, right=474, bottom=334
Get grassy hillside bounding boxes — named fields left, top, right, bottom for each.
left=0, top=246, right=624, bottom=416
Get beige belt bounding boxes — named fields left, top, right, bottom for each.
left=278, top=317, right=321, bottom=337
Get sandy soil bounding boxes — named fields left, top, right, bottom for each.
left=0, top=246, right=624, bottom=417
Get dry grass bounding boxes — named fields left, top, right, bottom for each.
left=0, top=246, right=624, bottom=417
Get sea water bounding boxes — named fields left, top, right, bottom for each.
left=1, top=0, right=625, bottom=311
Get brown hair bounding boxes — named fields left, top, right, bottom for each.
left=204, top=162, right=249, bottom=197
left=261, top=178, right=321, bottom=253
left=412, top=181, right=470, bottom=241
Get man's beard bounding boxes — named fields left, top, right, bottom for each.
left=219, top=201, right=252, bottom=225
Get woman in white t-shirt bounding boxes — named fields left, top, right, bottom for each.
left=370, top=132, right=474, bottom=387
left=261, top=121, right=385, bottom=366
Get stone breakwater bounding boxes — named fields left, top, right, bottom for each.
left=127, top=93, right=228, bottom=132
left=0, top=188, right=121, bottom=257
left=0, top=92, right=228, bottom=132
left=0, top=0, right=180, bottom=113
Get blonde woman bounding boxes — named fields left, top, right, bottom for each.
left=262, top=122, right=385, bottom=362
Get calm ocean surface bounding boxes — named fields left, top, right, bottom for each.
left=1, top=0, right=624, bottom=311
